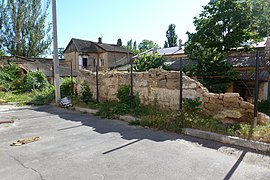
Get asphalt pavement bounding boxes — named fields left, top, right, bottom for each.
left=0, top=105, right=270, bottom=180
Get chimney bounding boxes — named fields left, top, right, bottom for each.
left=98, top=37, right=102, bottom=44
left=117, top=38, right=122, bottom=46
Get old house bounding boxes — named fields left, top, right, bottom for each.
left=167, top=39, right=270, bottom=102
left=63, top=38, right=132, bottom=71
left=227, top=38, right=270, bottom=102
left=0, top=55, right=79, bottom=84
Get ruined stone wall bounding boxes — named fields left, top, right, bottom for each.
left=77, top=69, right=208, bottom=108
left=77, top=68, right=269, bottom=124
left=203, top=93, right=268, bottom=124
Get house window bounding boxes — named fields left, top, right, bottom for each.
left=100, top=59, right=104, bottom=67
left=82, top=58, right=88, bottom=69
left=93, top=59, right=96, bottom=67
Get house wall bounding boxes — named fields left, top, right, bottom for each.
left=64, top=51, right=129, bottom=71
left=77, top=69, right=269, bottom=124
left=64, top=52, right=79, bottom=70
left=107, top=52, right=129, bottom=68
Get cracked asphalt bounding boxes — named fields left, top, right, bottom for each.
left=0, top=105, right=270, bottom=180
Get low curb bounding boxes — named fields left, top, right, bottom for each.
left=182, top=128, right=270, bottom=153
left=119, top=115, right=138, bottom=122
left=74, top=107, right=98, bottom=114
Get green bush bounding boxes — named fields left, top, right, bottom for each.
left=22, top=71, right=50, bottom=92
left=29, top=86, right=55, bottom=105
left=116, top=85, right=140, bottom=108
left=112, top=103, right=130, bottom=115
left=60, top=77, right=75, bottom=98
left=238, top=124, right=253, bottom=139
left=0, top=63, right=21, bottom=91
left=133, top=53, right=165, bottom=72
left=95, top=101, right=118, bottom=118
left=183, top=98, right=202, bottom=113
left=252, top=123, right=270, bottom=143
left=79, top=81, right=93, bottom=104
left=258, top=99, right=270, bottom=116
left=117, top=85, right=130, bottom=105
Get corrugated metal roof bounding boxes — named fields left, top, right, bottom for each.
left=157, top=46, right=184, bottom=56
left=132, top=46, right=184, bottom=59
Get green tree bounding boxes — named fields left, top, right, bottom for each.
left=185, top=0, right=270, bottom=57
left=22, top=71, right=50, bottom=92
left=133, top=53, right=165, bottom=72
left=0, top=0, right=6, bottom=51
left=164, top=24, right=178, bottom=47
left=164, top=41, right=169, bottom=48
left=2, top=0, right=51, bottom=57
left=0, top=62, right=20, bottom=91
left=184, top=0, right=270, bottom=93
left=138, top=39, right=159, bottom=52
left=125, top=39, right=139, bottom=55
left=53, top=47, right=64, bottom=59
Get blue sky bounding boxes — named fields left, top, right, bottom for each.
left=48, top=0, right=210, bottom=49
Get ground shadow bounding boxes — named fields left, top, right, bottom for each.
left=32, top=105, right=270, bottom=156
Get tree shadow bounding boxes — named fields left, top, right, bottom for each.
left=33, top=105, right=270, bottom=156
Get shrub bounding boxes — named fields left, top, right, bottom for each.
left=116, top=85, right=140, bottom=108
left=112, top=103, right=130, bottom=115
left=79, top=81, right=93, bottom=104
left=252, top=123, right=270, bottom=143
left=238, top=124, right=253, bottom=139
left=258, top=99, right=270, bottom=116
left=22, top=71, right=50, bottom=92
left=183, top=98, right=202, bottom=113
left=95, top=101, right=118, bottom=118
left=133, top=53, right=165, bottom=72
left=60, top=77, right=75, bottom=98
left=0, top=63, right=21, bottom=91
left=29, top=86, right=55, bottom=105
left=117, top=85, right=130, bottom=105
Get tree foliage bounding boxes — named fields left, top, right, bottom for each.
left=164, top=24, right=178, bottom=47
left=22, top=71, right=50, bottom=92
left=60, top=77, right=75, bottom=98
left=79, top=81, right=93, bottom=104
left=185, top=0, right=270, bottom=58
left=133, top=53, right=165, bottom=72
left=0, top=62, right=20, bottom=91
left=125, top=39, right=139, bottom=55
left=1, top=0, right=51, bottom=57
left=138, top=39, right=159, bottom=52
left=0, top=0, right=5, bottom=50
left=184, top=0, right=270, bottom=93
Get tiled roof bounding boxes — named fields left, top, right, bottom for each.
left=71, top=38, right=100, bottom=53
left=69, top=38, right=130, bottom=53
left=21, top=63, right=79, bottom=77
